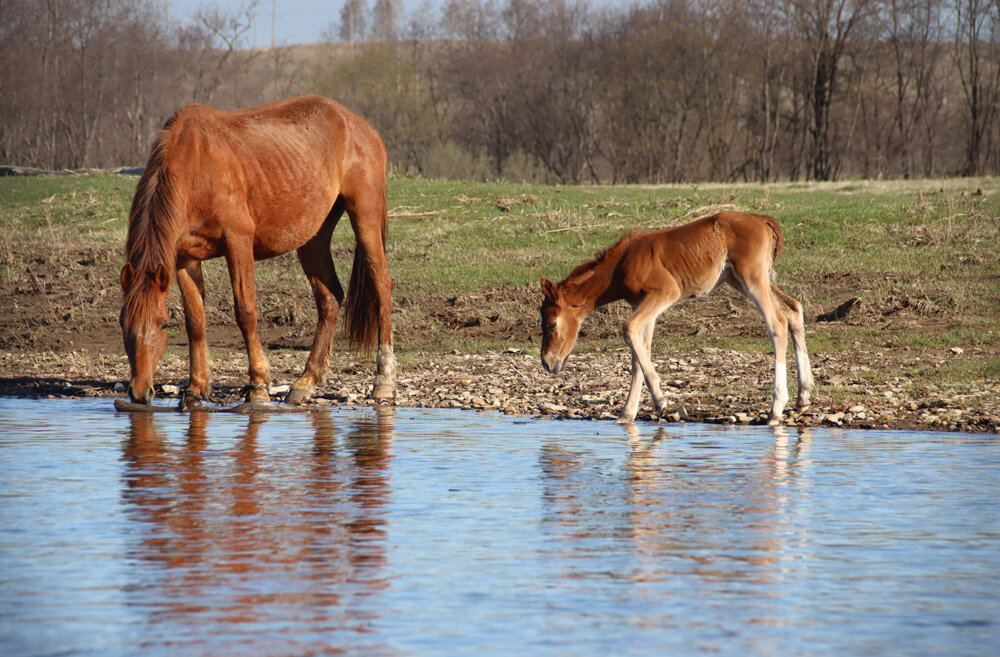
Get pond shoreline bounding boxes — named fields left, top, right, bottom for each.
left=3, top=347, right=997, bottom=434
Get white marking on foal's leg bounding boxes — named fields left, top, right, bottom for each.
left=618, top=353, right=643, bottom=424
left=794, top=346, right=813, bottom=409
left=769, top=361, right=789, bottom=425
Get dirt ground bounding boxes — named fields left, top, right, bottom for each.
left=1, top=246, right=997, bottom=434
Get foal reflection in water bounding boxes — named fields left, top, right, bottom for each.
left=539, top=211, right=813, bottom=424
left=121, top=408, right=395, bottom=646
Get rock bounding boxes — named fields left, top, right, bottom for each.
left=950, top=347, right=964, bottom=355
left=823, top=412, right=845, bottom=425
left=113, top=382, right=126, bottom=393
left=161, top=384, right=179, bottom=396
left=268, top=384, right=290, bottom=396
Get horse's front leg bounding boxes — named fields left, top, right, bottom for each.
left=225, top=238, right=270, bottom=403
left=622, top=293, right=675, bottom=418
left=618, top=319, right=655, bottom=423
left=176, top=260, right=211, bottom=407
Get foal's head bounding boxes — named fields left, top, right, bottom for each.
left=539, top=278, right=588, bottom=374
left=119, top=263, right=171, bottom=404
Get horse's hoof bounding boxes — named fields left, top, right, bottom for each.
left=180, top=394, right=202, bottom=410
left=616, top=413, right=637, bottom=424
left=796, top=397, right=811, bottom=412
left=767, top=414, right=782, bottom=426
left=371, top=385, right=395, bottom=401
left=285, top=387, right=312, bottom=405
left=242, top=384, right=270, bottom=404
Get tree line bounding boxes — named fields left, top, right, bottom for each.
left=2, top=0, right=999, bottom=183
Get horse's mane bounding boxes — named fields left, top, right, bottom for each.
left=125, top=113, right=179, bottom=274
left=123, top=113, right=180, bottom=322
left=562, top=232, right=637, bottom=286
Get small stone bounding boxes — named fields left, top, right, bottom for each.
left=113, top=382, right=126, bottom=393
left=950, top=347, right=964, bottom=355
left=268, top=384, right=290, bottom=396
left=161, top=384, right=179, bottom=395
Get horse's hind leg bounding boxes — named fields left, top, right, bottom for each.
left=772, top=283, right=814, bottom=410
left=287, top=205, right=345, bottom=405
left=176, top=260, right=211, bottom=407
left=735, top=271, right=790, bottom=424
left=344, top=183, right=395, bottom=400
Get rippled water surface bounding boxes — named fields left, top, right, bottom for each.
left=1, top=398, right=998, bottom=656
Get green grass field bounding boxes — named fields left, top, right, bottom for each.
left=2, top=173, right=998, bottom=370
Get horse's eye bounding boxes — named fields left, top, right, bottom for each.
left=161, top=321, right=169, bottom=331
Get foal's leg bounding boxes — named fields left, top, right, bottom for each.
left=287, top=209, right=345, bottom=405
left=737, top=273, right=790, bottom=424
left=622, top=291, right=678, bottom=419
left=176, top=260, right=210, bottom=407
left=225, top=233, right=270, bottom=403
left=772, top=283, right=814, bottom=410
left=618, top=319, right=655, bottom=424
left=345, top=187, right=395, bottom=400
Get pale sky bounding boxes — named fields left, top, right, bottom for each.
left=164, top=0, right=431, bottom=46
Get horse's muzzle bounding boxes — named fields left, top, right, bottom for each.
left=128, top=383, right=154, bottom=405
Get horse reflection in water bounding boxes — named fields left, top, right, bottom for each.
left=539, top=426, right=812, bottom=589
left=121, top=407, right=395, bottom=653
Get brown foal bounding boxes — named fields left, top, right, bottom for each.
left=539, top=211, right=813, bottom=424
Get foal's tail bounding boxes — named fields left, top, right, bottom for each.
left=344, top=188, right=390, bottom=356
left=761, top=214, right=785, bottom=265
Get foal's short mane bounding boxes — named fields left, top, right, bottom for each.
left=125, top=113, right=179, bottom=275
left=562, top=232, right=637, bottom=286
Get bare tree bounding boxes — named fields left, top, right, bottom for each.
left=338, top=0, right=370, bottom=41
left=785, top=0, right=878, bottom=180
left=952, top=0, right=1000, bottom=175
left=372, top=0, right=400, bottom=40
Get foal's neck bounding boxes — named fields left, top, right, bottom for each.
left=562, top=252, right=625, bottom=311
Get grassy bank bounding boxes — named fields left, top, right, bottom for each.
left=1, top=174, right=998, bottom=426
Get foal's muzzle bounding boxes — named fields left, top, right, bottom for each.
left=541, top=356, right=566, bottom=375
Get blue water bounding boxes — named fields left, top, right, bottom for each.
left=0, top=398, right=998, bottom=656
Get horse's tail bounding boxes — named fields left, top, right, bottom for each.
left=344, top=187, right=389, bottom=356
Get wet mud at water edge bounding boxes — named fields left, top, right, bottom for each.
left=1, top=342, right=998, bottom=433
left=1, top=399, right=998, bottom=657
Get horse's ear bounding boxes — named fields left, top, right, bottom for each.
left=120, top=263, right=135, bottom=291
left=153, top=264, right=170, bottom=293
left=541, top=278, right=559, bottom=301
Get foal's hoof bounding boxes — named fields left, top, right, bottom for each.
left=767, top=413, right=782, bottom=426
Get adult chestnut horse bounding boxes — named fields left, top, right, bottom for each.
left=539, top=211, right=813, bottom=424
left=120, top=95, right=395, bottom=407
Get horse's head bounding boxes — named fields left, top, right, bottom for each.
left=119, top=263, right=170, bottom=404
left=539, top=278, right=587, bottom=374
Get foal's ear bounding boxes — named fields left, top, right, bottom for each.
left=540, top=278, right=559, bottom=301
left=120, top=263, right=135, bottom=291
